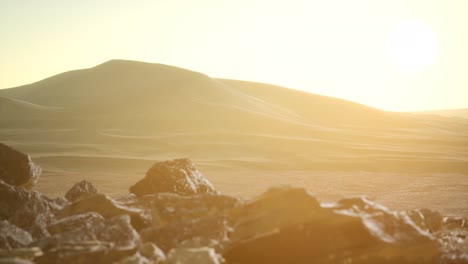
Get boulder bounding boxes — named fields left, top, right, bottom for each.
left=129, top=159, right=216, bottom=196
left=224, top=187, right=440, bottom=264
left=0, top=143, right=41, bottom=188
left=0, top=220, right=33, bottom=249
left=65, top=180, right=98, bottom=203
left=57, top=193, right=150, bottom=231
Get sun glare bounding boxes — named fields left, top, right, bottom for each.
left=387, top=20, right=437, bottom=73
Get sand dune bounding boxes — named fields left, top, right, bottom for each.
left=0, top=60, right=467, bottom=215
left=415, top=108, right=468, bottom=119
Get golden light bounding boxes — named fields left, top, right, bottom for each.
left=387, top=19, right=437, bottom=73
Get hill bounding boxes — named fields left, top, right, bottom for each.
left=0, top=60, right=466, bottom=180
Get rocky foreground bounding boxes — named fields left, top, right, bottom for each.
left=0, top=143, right=467, bottom=263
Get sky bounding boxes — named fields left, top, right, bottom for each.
left=0, top=0, right=467, bottom=111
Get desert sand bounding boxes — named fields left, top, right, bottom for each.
left=1, top=60, right=467, bottom=216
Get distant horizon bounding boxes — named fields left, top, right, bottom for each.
left=1, top=58, right=467, bottom=113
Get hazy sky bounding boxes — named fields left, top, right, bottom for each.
left=1, top=0, right=467, bottom=111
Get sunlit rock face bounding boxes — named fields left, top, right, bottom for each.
left=129, top=159, right=217, bottom=196
left=0, top=143, right=41, bottom=188
left=224, top=187, right=440, bottom=264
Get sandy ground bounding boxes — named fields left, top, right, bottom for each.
left=30, top=158, right=468, bottom=217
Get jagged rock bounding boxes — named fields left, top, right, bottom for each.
left=0, top=180, right=66, bottom=220
left=65, top=180, right=98, bottom=202
left=133, top=192, right=239, bottom=252
left=0, top=180, right=68, bottom=241
left=134, top=192, right=240, bottom=226
left=0, top=143, right=41, bottom=188
left=47, top=212, right=105, bottom=235
left=129, top=159, right=216, bottom=196
left=141, top=215, right=228, bottom=253
left=166, top=247, right=223, bottom=264
left=35, top=215, right=140, bottom=250
left=224, top=187, right=440, bottom=264
left=228, top=187, right=321, bottom=241
left=35, top=215, right=140, bottom=263
left=117, top=242, right=166, bottom=264
left=57, top=193, right=150, bottom=231
left=443, top=216, right=467, bottom=230
left=139, top=242, right=165, bottom=260
left=0, top=220, right=33, bottom=249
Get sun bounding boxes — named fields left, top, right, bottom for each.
left=387, top=19, right=437, bottom=73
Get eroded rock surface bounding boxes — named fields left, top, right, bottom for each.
left=0, top=143, right=41, bottom=188
left=129, top=159, right=216, bottom=196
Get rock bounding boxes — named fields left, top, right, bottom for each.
left=134, top=192, right=240, bottom=226
left=0, top=143, right=41, bottom=188
left=228, top=187, right=321, bottom=241
left=65, top=180, right=98, bottom=202
left=408, top=208, right=443, bottom=233
left=139, top=242, right=166, bottom=261
left=0, top=220, right=33, bottom=249
left=134, top=192, right=239, bottom=252
left=224, top=187, right=440, bottom=264
left=38, top=214, right=140, bottom=249
left=117, top=242, right=166, bottom=264
left=35, top=215, right=140, bottom=263
left=47, top=212, right=105, bottom=235
left=141, top=215, right=228, bottom=253
left=166, top=247, right=223, bottom=264
left=129, top=159, right=216, bottom=196
left=0, top=180, right=68, bottom=241
left=57, top=193, right=149, bottom=231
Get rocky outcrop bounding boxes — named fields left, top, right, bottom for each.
left=129, top=159, right=216, bottom=196
left=65, top=180, right=98, bottom=202
left=0, top=156, right=467, bottom=263
left=0, top=143, right=41, bottom=188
